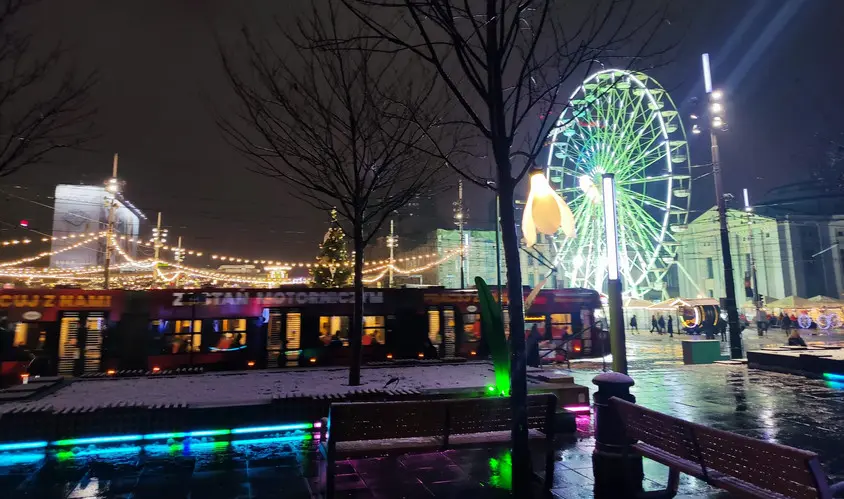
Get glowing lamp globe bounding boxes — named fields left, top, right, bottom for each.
left=522, top=169, right=575, bottom=247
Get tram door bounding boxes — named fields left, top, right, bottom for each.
left=427, top=306, right=456, bottom=358
left=57, top=311, right=105, bottom=376
left=265, top=310, right=301, bottom=367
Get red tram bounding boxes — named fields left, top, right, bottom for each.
left=0, top=287, right=603, bottom=377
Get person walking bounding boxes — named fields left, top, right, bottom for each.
left=630, top=315, right=638, bottom=333
left=650, top=315, right=659, bottom=333
left=526, top=324, right=542, bottom=367
left=657, top=315, right=666, bottom=334
left=719, top=319, right=728, bottom=342
left=782, top=313, right=792, bottom=336
left=667, top=315, right=674, bottom=338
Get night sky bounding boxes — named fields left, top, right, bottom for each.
left=2, top=0, right=843, bottom=262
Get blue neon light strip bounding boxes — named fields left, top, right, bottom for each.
left=1, top=421, right=317, bottom=453
left=231, top=434, right=313, bottom=446
left=823, top=373, right=844, bottom=382
left=0, top=441, right=48, bottom=452
left=231, top=423, right=312, bottom=435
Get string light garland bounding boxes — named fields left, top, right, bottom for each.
left=0, top=234, right=106, bottom=268
left=0, top=232, right=464, bottom=288
left=0, top=238, right=33, bottom=246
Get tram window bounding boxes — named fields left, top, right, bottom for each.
left=363, top=316, right=385, bottom=345
left=13, top=323, right=47, bottom=351
left=550, top=313, right=573, bottom=339
left=463, top=314, right=481, bottom=342
left=427, top=309, right=441, bottom=344
left=209, top=319, right=248, bottom=351
left=216, top=319, right=246, bottom=332
left=13, top=323, right=27, bottom=346
left=174, top=320, right=202, bottom=333
left=152, top=320, right=201, bottom=354
left=320, top=316, right=350, bottom=345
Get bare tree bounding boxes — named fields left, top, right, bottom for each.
left=339, top=0, right=670, bottom=491
left=0, top=0, right=97, bottom=178
left=219, top=1, right=457, bottom=386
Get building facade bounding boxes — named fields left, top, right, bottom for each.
left=49, top=185, right=144, bottom=268
left=676, top=207, right=844, bottom=301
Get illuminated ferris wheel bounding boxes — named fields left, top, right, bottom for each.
left=545, top=69, right=692, bottom=297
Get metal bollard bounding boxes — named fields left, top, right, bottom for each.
left=592, top=372, right=643, bottom=498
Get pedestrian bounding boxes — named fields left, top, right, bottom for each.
left=756, top=309, right=767, bottom=337
left=657, top=315, right=666, bottom=334
left=650, top=315, right=658, bottom=333
left=526, top=324, right=542, bottom=367
left=782, top=314, right=792, bottom=336
left=667, top=315, right=674, bottom=337
left=787, top=330, right=807, bottom=347
left=630, top=315, right=638, bottom=332
left=719, top=319, right=728, bottom=342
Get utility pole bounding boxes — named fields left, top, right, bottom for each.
left=151, top=212, right=167, bottom=286
left=702, top=53, right=742, bottom=358
left=153, top=212, right=164, bottom=261
left=103, top=154, right=119, bottom=290
left=387, top=219, right=396, bottom=288
left=174, top=236, right=184, bottom=287
left=454, top=179, right=466, bottom=289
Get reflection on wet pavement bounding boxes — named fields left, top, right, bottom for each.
left=1, top=334, right=843, bottom=498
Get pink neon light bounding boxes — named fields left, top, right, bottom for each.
left=563, top=405, right=591, bottom=413
left=313, top=421, right=322, bottom=429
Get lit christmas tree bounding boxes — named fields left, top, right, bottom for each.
left=311, top=210, right=352, bottom=287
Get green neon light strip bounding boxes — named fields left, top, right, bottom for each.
left=52, top=435, right=142, bottom=447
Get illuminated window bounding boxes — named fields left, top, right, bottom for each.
left=550, top=313, right=572, bottom=339
left=320, top=316, right=350, bottom=345
left=152, top=319, right=202, bottom=354
left=13, top=323, right=27, bottom=347
left=463, top=313, right=480, bottom=342
left=363, top=316, right=385, bottom=345
left=427, top=309, right=441, bottom=345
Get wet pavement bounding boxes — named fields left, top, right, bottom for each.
left=2, top=332, right=844, bottom=498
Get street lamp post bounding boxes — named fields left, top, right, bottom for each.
left=602, top=174, right=627, bottom=374
left=454, top=180, right=466, bottom=289
left=486, top=179, right=503, bottom=305
left=700, top=53, right=742, bottom=359
left=744, top=188, right=762, bottom=333
left=103, top=154, right=120, bottom=290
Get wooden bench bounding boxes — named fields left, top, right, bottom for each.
left=321, top=394, right=557, bottom=497
left=610, top=397, right=844, bottom=499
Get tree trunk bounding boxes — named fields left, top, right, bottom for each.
left=349, top=222, right=364, bottom=386
left=498, top=172, right=530, bottom=496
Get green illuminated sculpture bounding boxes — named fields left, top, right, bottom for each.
left=476, top=276, right=510, bottom=396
